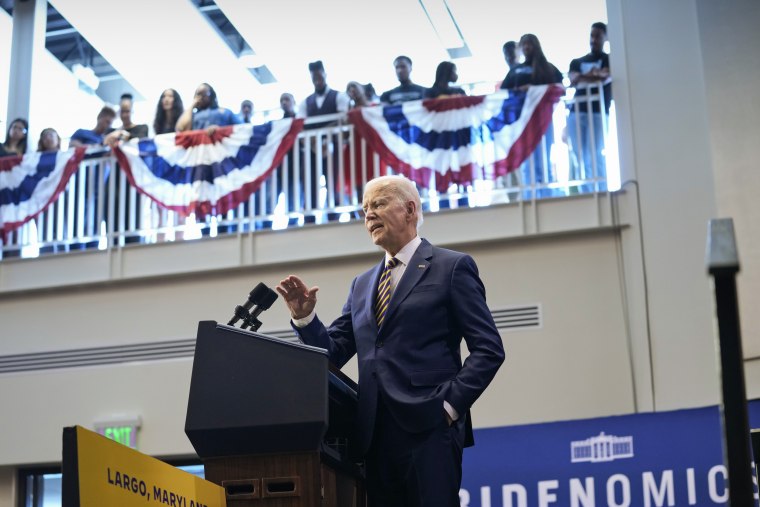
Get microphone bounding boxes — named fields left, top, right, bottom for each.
left=240, top=288, right=278, bottom=332
left=227, top=283, right=270, bottom=326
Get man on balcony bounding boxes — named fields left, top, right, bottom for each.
left=380, top=55, right=426, bottom=105
left=69, top=106, right=116, bottom=147
left=277, top=175, right=505, bottom=507
left=280, top=93, right=296, bottom=119
left=237, top=100, right=254, bottom=124
left=567, top=22, right=612, bottom=192
left=175, top=83, right=240, bottom=133
left=297, top=60, right=350, bottom=121
left=297, top=61, right=350, bottom=213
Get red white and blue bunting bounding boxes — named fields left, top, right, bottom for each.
left=113, top=119, right=303, bottom=218
left=349, top=84, right=564, bottom=191
left=1, top=87, right=563, bottom=239
left=0, top=148, right=86, bottom=237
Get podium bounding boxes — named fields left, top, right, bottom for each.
left=185, top=321, right=364, bottom=506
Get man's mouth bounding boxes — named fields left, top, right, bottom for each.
left=369, top=223, right=383, bottom=233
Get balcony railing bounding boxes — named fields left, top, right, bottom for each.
left=1, top=84, right=613, bottom=260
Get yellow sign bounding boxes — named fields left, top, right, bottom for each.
left=67, top=425, right=226, bottom=507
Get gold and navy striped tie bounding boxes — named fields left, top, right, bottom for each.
left=375, top=257, right=399, bottom=327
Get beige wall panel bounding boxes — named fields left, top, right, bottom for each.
left=696, top=0, right=760, bottom=360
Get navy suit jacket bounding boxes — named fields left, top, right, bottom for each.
left=294, top=239, right=505, bottom=456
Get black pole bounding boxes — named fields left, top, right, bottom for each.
left=706, top=218, right=754, bottom=506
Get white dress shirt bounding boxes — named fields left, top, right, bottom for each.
left=297, top=86, right=350, bottom=118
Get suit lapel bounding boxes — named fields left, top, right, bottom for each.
left=381, top=239, right=433, bottom=329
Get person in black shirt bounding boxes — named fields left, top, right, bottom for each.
left=503, top=41, right=518, bottom=71
left=380, top=56, right=426, bottom=105
left=501, top=34, right=563, bottom=197
left=153, top=88, right=184, bottom=135
left=501, top=34, right=563, bottom=91
left=112, top=93, right=149, bottom=141
left=2, top=118, right=28, bottom=157
left=567, top=22, right=611, bottom=191
left=425, top=61, right=466, bottom=99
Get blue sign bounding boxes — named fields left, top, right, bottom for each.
left=460, top=402, right=760, bottom=506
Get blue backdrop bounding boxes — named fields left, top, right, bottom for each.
left=460, top=401, right=760, bottom=506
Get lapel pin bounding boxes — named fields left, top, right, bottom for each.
left=418, top=264, right=426, bottom=269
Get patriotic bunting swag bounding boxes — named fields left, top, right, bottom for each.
left=349, top=84, right=564, bottom=191
left=113, top=119, right=304, bottom=218
left=0, top=147, right=87, bottom=238
left=1, top=86, right=563, bottom=241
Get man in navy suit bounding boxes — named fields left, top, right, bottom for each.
left=277, top=175, right=505, bottom=507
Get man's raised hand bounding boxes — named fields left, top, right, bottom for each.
left=276, top=275, right=319, bottom=320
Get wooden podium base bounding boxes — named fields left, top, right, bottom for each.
left=203, top=451, right=366, bottom=507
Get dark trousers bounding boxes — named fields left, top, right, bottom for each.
left=365, top=395, right=465, bottom=507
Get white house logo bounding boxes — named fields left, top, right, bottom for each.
left=571, top=432, right=634, bottom=463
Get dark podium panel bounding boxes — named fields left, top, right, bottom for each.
left=185, top=321, right=364, bottom=506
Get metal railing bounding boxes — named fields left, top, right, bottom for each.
left=1, top=86, right=613, bottom=259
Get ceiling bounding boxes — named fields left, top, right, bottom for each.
left=2, top=0, right=607, bottom=119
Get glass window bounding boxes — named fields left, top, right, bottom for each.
left=20, top=463, right=204, bottom=507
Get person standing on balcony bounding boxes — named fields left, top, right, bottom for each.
left=277, top=175, right=505, bottom=507
left=380, top=56, right=426, bottom=105
left=111, top=93, right=148, bottom=141
left=501, top=34, right=563, bottom=91
left=344, top=82, right=383, bottom=198
left=297, top=61, right=350, bottom=214
left=276, top=92, right=297, bottom=212
left=364, top=83, right=380, bottom=104
left=280, top=93, right=296, bottom=119
left=175, top=82, right=240, bottom=133
left=495, top=41, right=519, bottom=90
left=297, top=60, right=350, bottom=121
left=153, top=88, right=184, bottom=135
left=501, top=34, right=564, bottom=198
left=424, top=61, right=466, bottom=99
left=2, top=118, right=29, bottom=156
left=69, top=107, right=116, bottom=147
left=37, top=128, right=61, bottom=152
left=347, top=81, right=374, bottom=108
left=503, top=40, right=519, bottom=71
left=567, top=22, right=611, bottom=192
left=238, top=100, right=254, bottom=124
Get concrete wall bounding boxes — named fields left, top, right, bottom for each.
left=605, top=0, right=760, bottom=410
left=0, top=202, right=635, bottom=465
left=694, top=0, right=760, bottom=389
left=607, top=0, right=720, bottom=413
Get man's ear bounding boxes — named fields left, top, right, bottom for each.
left=406, top=201, right=417, bottom=218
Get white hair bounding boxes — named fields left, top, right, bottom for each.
left=364, top=175, right=424, bottom=229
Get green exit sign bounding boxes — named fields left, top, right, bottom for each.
left=94, top=418, right=141, bottom=449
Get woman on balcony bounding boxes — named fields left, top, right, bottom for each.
left=153, top=88, right=184, bottom=135
left=1, top=118, right=29, bottom=157
left=502, top=34, right=564, bottom=198
left=425, top=61, right=466, bottom=99
left=37, top=128, right=61, bottom=152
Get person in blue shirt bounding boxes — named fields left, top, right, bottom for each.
left=238, top=100, right=254, bottom=124
left=175, top=82, right=240, bottom=133
left=69, top=106, right=116, bottom=147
